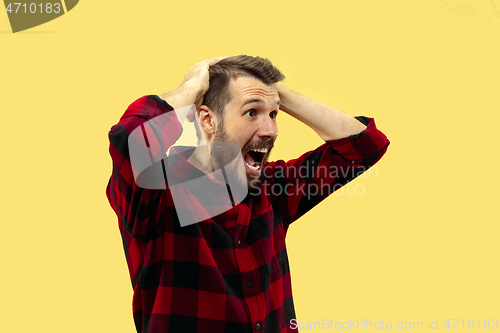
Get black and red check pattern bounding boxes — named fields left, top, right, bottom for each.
left=106, top=95, right=390, bottom=333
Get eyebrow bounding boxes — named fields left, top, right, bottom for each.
left=241, top=98, right=281, bottom=109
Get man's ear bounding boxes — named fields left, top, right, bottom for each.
left=197, top=105, right=217, bottom=140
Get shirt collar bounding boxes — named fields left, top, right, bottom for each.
left=167, top=146, right=226, bottom=188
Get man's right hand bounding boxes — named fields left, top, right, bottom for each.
left=159, top=57, right=227, bottom=114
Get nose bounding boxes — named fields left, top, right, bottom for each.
left=257, top=114, right=278, bottom=141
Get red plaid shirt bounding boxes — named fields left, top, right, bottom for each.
left=106, top=95, right=390, bottom=333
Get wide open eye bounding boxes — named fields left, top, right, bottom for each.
left=245, top=109, right=257, bottom=117
left=269, top=110, right=278, bottom=119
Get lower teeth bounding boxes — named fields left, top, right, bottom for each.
left=246, top=162, right=260, bottom=171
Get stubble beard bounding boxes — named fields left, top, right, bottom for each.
left=212, top=120, right=272, bottom=191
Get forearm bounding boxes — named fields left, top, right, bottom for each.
left=277, top=84, right=367, bottom=141
left=158, top=83, right=199, bottom=111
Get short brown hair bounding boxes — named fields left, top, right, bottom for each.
left=202, top=55, right=285, bottom=120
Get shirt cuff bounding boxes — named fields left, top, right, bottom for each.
left=119, top=95, right=174, bottom=123
left=326, top=117, right=390, bottom=165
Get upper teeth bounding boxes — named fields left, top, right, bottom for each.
left=251, top=148, right=268, bottom=153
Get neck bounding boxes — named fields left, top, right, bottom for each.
left=186, top=146, right=214, bottom=175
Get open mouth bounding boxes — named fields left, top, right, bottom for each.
left=243, top=147, right=269, bottom=174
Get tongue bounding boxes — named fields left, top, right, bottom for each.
left=244, top=153, right=257, bottom=166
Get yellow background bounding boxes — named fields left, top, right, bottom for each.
left=1, top=0, right=499, bottom=331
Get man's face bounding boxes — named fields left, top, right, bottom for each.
left=212, top=76, right=280, bottom=187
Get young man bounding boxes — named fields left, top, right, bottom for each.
left=106, top=55, right=390, bottom=333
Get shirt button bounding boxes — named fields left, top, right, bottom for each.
left=246, top=280, right=252, bottom=287
left=237, top=239, right=241, bottom=246
left=255, top=323, right=261, bottom=330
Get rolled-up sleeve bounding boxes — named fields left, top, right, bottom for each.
left=263, top=116, right=390, bottom=227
